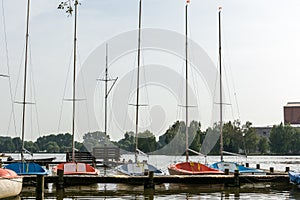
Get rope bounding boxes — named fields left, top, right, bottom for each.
left=57, top=48, right=73, bottom=133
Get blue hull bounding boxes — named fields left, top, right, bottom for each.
left=210, top=161, right=266, bottom=175
left=289, top=171, right=300, bottom=185
left=4, top=162, right=49, bottom=175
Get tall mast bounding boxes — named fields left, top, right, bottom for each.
left=104, top=44, right=108, bottom=137
left=21, top=0, right=31, bottom=162
left=218, top=7, right=223, bottom=162
left=135, top=0, right=142, bottom=164
left=71, top=0, right=78, bottom=162
left=185, top=2, right=189, bottom=162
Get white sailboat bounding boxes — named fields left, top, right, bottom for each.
left=116, top=0, right=163, bottom=176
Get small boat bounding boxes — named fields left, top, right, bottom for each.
left=116, top=0, right=163, bottom=176
left=52, top=162, right=99, bottom=175
left=167, top=1, right=222, bottom=176
left=289, top=171, right=300, bottom=187
left=0, top=168, right=23, bottom=198
left=4, top=162, right=48, bottom=175
left=53, top=0, right=99, bottom=176
left=169, top=162, right=224, bottom=175
left=210, top=161, right=266, bottom=175
left=116, top=161, right=163, bottom=176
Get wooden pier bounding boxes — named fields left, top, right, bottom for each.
left=24, top=172, right=290, bottom=188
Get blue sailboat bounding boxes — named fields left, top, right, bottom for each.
left=4, top=0, right=48, bottom=175
left=209, top=7, right=265, bottom=175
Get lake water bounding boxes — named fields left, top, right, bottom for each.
left=7, top=154, right=300, bottom=199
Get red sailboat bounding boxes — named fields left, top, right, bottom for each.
left=168, top=1, right=223, bottom=175
left=52, top=0, right=99, bottom=176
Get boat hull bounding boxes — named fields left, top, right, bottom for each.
left=52, top=162, right=99, bottom=175
left=0, top=168, right=23, bottom=198
left=289, top=171, right=300, bottom=186
left=116, top=162, right=164, bottom=176
left=168, top=162, right=224, bottom=175
left=4, top=162, right=48, bottom=175
left=210, top=161, right=266, bottom=175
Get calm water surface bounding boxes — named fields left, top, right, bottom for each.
left=7, top=154, right=300, bottom=199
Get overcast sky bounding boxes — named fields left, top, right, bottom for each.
left=0, top=0, right=300, bottom=141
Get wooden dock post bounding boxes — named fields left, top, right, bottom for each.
left=286, top=167, right=290, bottom=172
left=224, top=168, right=229, bottom=175
left=144, top=171, right=154, bottom=189
left=234, top=170, right=239, bottom=187
left=270, top=167, right=274, bottom=173
left=36, top=175, right=44, bottom=200
left=256, top=164, right=260, bottom=169
left=58, top=169, right=64, bottom=189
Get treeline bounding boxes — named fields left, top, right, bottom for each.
left=0, top=121, right=298, bottom=155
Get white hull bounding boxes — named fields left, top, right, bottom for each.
left=0, top=177, right=23, bottom=198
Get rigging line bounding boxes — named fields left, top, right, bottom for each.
left=11, top=43, right=26, bottom=139
left=222, top=26, right=240, bottom=120
left=1, top=0, right=17, bottom=136
left=176, top=62, right=185, bottom=120
left=223, top=61, right=235, bottom=121
left=140, top=40, right=151, bottom=129
left=123, top=51, right=137, bottom=134
left=57, top=48, right=73, bottom=133
left=76, top=44, right=91, bottom=133
left=28, top=39, right=41, bottom=138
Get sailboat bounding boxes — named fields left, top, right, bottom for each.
left=167, top=1, right=224, bottom=176
left=4, top=0, right=48, bottom=175
left=52, top=0, right=99, bottom=175
left=116, top=0, right=163, bottom=176
left=209, top=7, right=265, bottom=175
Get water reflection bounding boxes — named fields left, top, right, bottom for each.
left=18, top=182, right=298, bottom=199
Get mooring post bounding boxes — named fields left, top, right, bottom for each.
left=270, top=167, right=274, bottom=173
left=36, top=175, right=44, bottom=200
left=234, top=170, right=239, bottom=187
left=245, top=163, right=249, bottom=168
left=224, top=168, right=229, bottom=175
left=256, top=164, right=260, bottom=169
left=286, top=167, right=290, bottom=172
left=58, top=169, right=64, bottom=189
left=144, top=171, right=154, bottom=189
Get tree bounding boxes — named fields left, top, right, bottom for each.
left=138, top=130, right=157, bottom=153
left=258, top=137, right=269, bottom=154
left=269, top=123, right=299, bottom=154
left=242, top=121, right=259, bottom=154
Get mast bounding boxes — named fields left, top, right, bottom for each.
left=135, top=0, right=142, bottom=164
left=185, top=2, right=189, bottom=162
left=104, top=44, right=108, bottom=137
left=71, top=0, right=78, bottom=162
left=218, top=7, right=223, bottom=162
left=21, top=0, right=31, bottom=162
left=97, top=44, right=117, bottom=140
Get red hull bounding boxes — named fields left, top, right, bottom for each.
left=168, top=162, right=224, bottom=175
left=53, top=162, right=99, bottom=175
